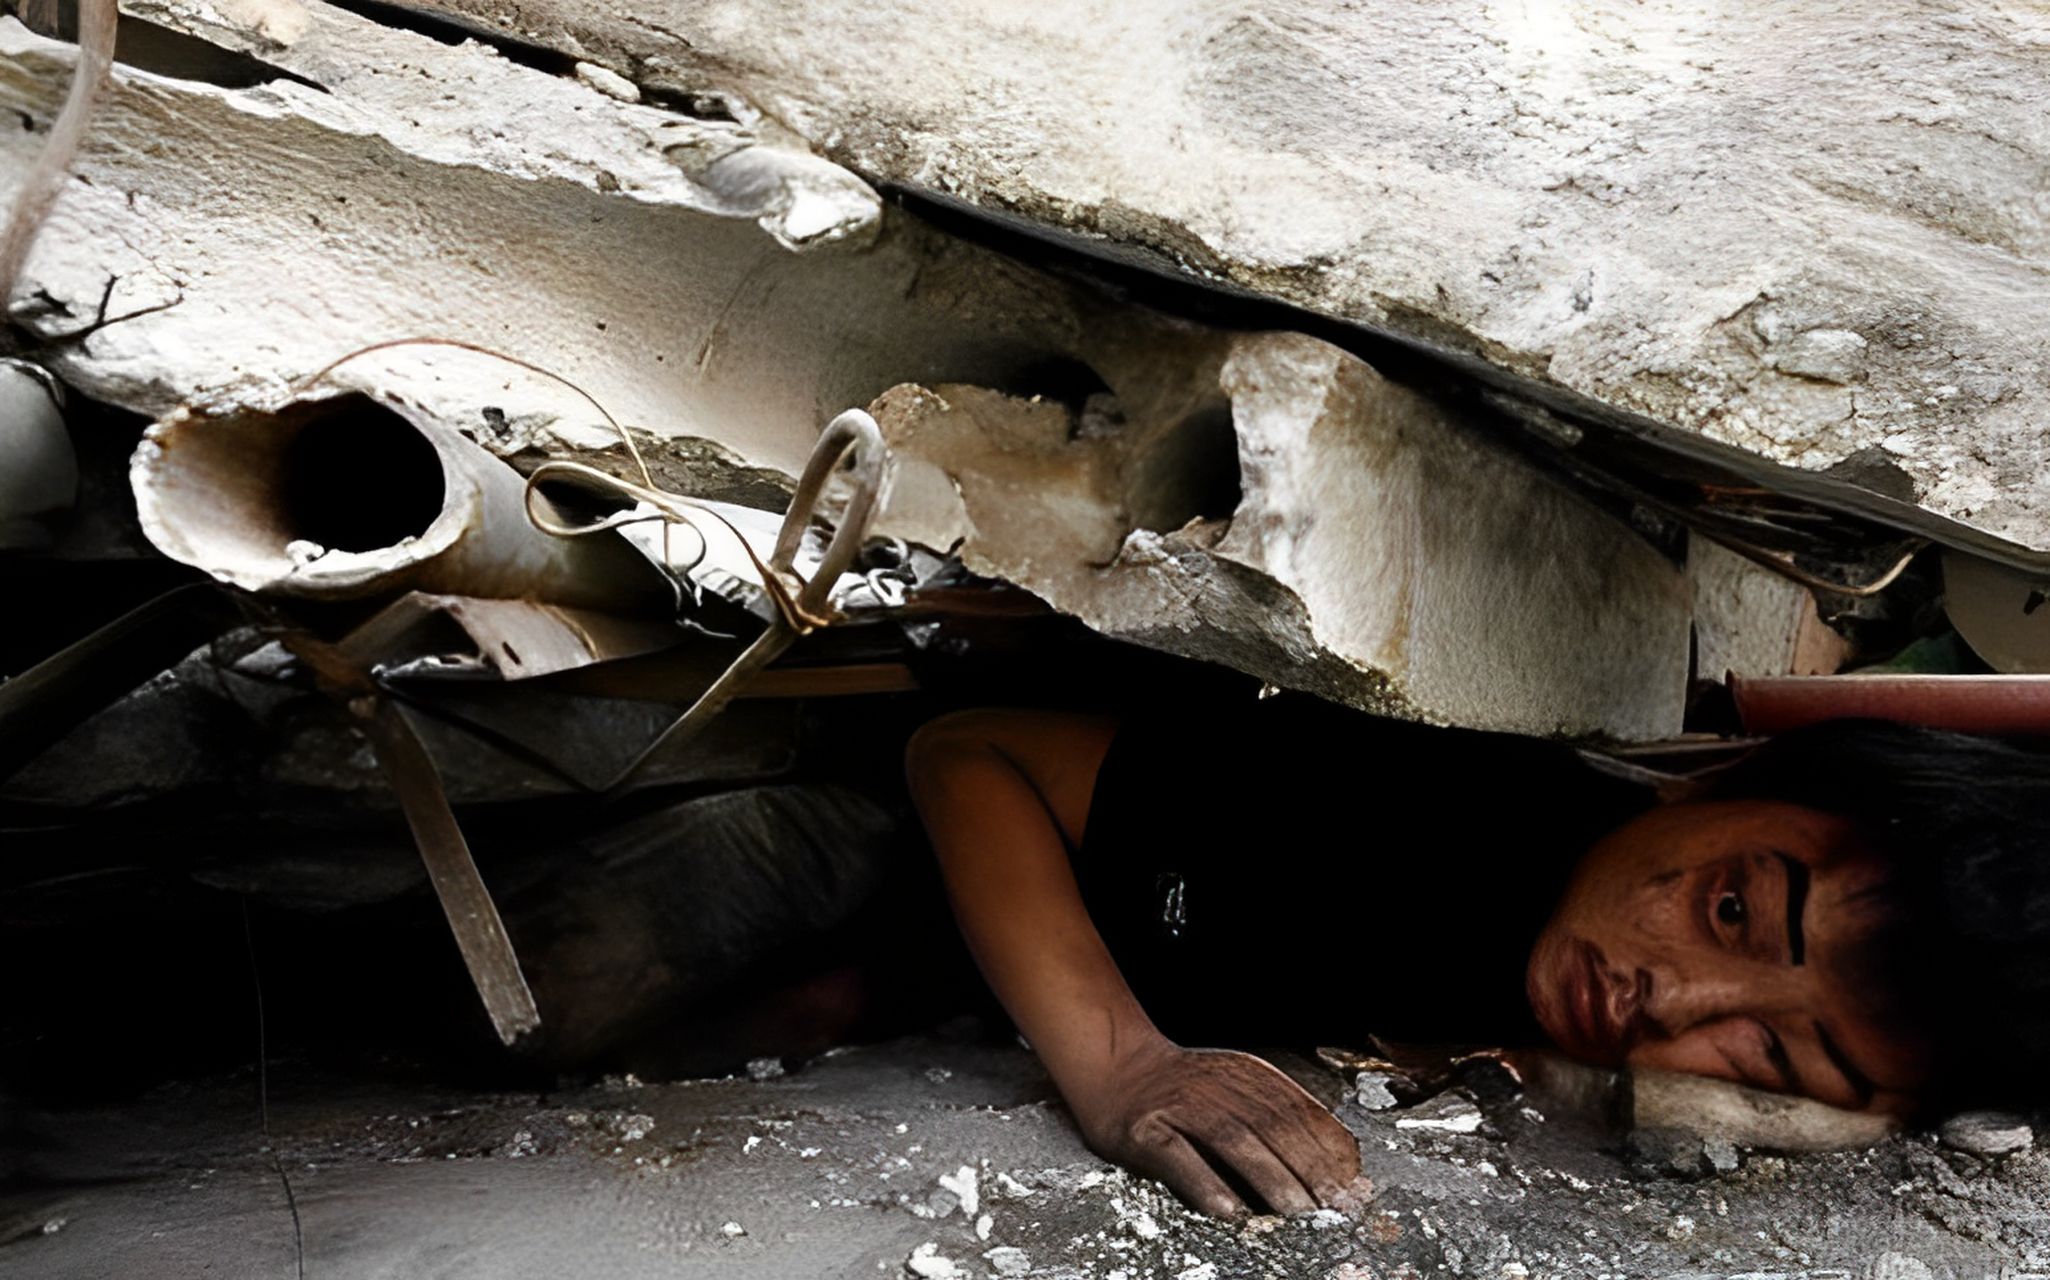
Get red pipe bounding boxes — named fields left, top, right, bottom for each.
left=1731, top=675, right=2050, bottom=736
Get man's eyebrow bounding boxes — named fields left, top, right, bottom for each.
left=1815, top=1020, right=1878, bottom=1108
left=1773, top=851, right=1810, bottom=966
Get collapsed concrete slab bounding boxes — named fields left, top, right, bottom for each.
left=381, top=0, right=2050, bottom=555
left=3, top=2, right=1719, bottom=738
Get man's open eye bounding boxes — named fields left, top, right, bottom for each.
left=1715, top=892, right=1747, bottom=927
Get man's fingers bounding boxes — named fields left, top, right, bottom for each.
left=1268, top=1102, right=1362, bottom=1201
left=1193, top=1121, right=1317, bottom=1216
left=1220, top=1052, right=1363, bottom=1202
left=1132, top=1126, right=1249, bottom=1220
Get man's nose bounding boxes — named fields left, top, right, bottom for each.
left=1640, top=961, right=1804, bottom=1035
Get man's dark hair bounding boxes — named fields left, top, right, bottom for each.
left=1707, top=719, right=2050, bottom=1111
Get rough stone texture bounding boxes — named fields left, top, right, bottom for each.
left=1688, top=536, right=1847, bottom=681
left=8, top=1035, right=2050, bottom=1279
left=395, top=0, right=2050, bottom=552
left=0, top=6, right=1096, bottom=477
left=874, top=332, right=1692, bottom=738
left=19, top=0, right=2022, bottom=739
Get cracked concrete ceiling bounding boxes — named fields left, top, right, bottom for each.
left=391, top=0, right=2050, bottom=549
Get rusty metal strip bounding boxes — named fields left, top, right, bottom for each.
left=356, top=696, right=540, bottom=1046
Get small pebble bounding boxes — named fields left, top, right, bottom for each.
left=1937, top=1111, right=2033, bottom=1157
left=1703, top=1135, right=1741, bottom=1173
left=907, top=1242, right=966, bottom=1278
left=1354, top=1073, right=1399, bottom=1111
left=984, top=1246, right=1030, bottom=1278
left=938, top=1165, right=979, bottom=1216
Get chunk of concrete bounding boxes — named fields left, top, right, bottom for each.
left=1689, top=535, right=1847, bottom=681
left=0, top=8, right=1097, bottom=482
left=874, top=332, right=1691, bottom=740
left=1936, top=1111, right=2034, bottom=1158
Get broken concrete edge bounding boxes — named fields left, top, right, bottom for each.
left=869, top=331, right=1694, bottom=741
left=109, top=0, right=884, bottom=255
left=0, top=8, right=877, bottom=427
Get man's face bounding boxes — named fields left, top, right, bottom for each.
left=1526, top=800, right=1930, bottom=1115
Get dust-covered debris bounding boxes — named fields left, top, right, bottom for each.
left=1393, top=1095, right=1485, bottom=1135
left=12, top=1033, right=2050, bottom=1277
left=905, top=1241, right=964, bottom=1278
left=1937, top=1112, right=2034, bottom=1158
left=983, top=1244, right=1029, bottom=1276
left=1353, top=1073, right=1400, bottom=1111
left=870, top=331, right=1694, bottom=740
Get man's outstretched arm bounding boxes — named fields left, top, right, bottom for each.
left=906, top=709, right=1359, bottom=1218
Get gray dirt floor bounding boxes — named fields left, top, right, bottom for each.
left=4, top=1026, right=2048, bottom=1280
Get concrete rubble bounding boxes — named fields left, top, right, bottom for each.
left=8, top=1032, right=2050, bottom=1279
left=870, top=331, right=1692, bottom=737
left=0, top=0, right=1846, bottom=738
left=385, top=0, right=2050, bottom=556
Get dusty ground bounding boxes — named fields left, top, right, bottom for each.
left=4, top=1024, right=2048, bottom=1280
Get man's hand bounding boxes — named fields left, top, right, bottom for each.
left=1070, top=1038, right=1361, bottom=1219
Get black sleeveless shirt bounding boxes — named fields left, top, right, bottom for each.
left=1074, top=693, right=1652, bottom=1051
